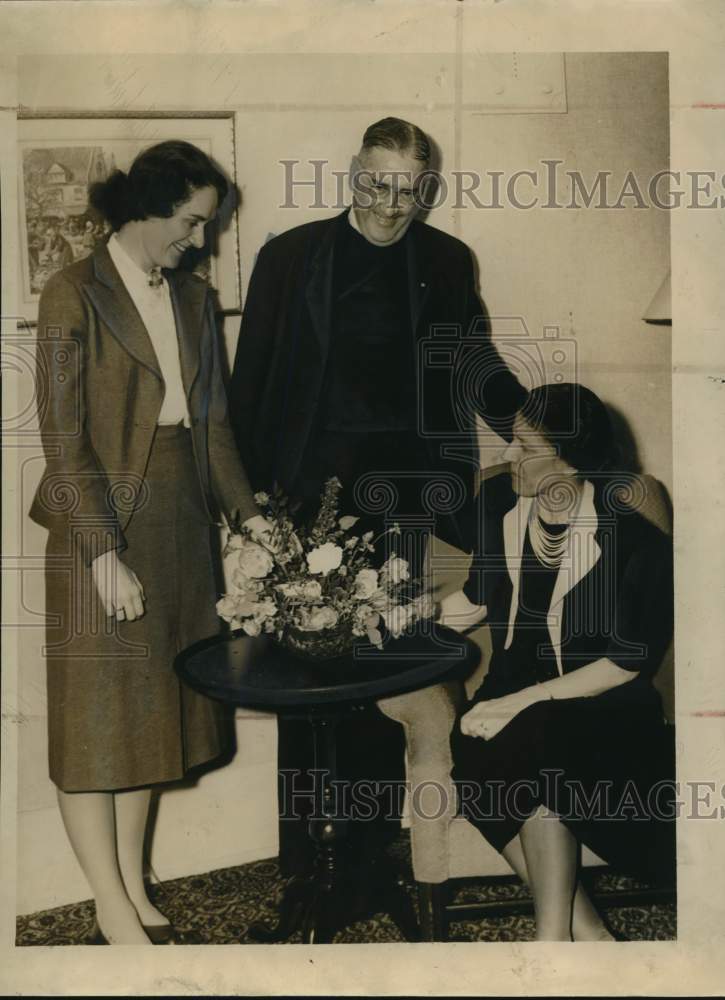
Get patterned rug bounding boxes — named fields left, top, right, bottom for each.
left=16, top=834, right=675, bottom=945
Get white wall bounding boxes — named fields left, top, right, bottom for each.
left=14, top=50, right=671, bottom=914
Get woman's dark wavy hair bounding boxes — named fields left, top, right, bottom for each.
left=89, top=140, right=228, bottom=232
left=519, top=382, right=614, bottom=474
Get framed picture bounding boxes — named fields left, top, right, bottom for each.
left=17, top=113, right=240, bottom=321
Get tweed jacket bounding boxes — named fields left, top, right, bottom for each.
left=30, top=242, right=258, bottom=565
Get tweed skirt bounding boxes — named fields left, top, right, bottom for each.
left=45, top=425, right=232, bottom=792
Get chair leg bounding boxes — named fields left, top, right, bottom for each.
left=417, top=882, right=449, bottom=942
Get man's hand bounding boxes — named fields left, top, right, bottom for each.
left=91, top=549, right=146, bottom=622
left=460, top=686, right=548, bottom=740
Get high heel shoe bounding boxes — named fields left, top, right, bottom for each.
left=87, top=918, right=174, bottom=945
left=602, top=918, right=631, bottom=942
left=143, top=923, right=176, bottom=945
left=86, top=921, right=108, bottom=945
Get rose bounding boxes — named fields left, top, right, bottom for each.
left=368, top=587, right=390, bottom=612
left=252, top=597, right=278, bottom=622
left=254, top=491, right=270, bottom=506
left=306, top=542, right=343, bottom=576
left=381, top=555, right=410, bottom=587
left=309, top=606, right=339, bottom=630
left=277, top=580, right=323, bottom=602
left=352, top=603, right=379, bottom=634
left=216, top=594, right=259, bottom=624
left=296, top=605, right=339, bottom=632
left=237, top=540, right=275, bottom=579
left=231, top=568, right=263, bottom=594
left=382, top=603, right=411, bottom=639
left=353, top=568, right=379, bottom=600
left=339, top=515, right=359, bottom=531
left=408, top=592, right=435, bottom=621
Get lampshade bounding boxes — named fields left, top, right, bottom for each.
left=643, top=270, right=671, bottom=325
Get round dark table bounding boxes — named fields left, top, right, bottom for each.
left=176, top=624, right=480, bottom=944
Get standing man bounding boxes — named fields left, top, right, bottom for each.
left=230, top=117, right=524, bottom=876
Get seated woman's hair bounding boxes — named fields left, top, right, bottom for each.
left=89, top=140, right=228, bottom=232
left=520, top=382, right=614, bottom=473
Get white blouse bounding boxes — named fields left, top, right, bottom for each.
left=108, top=234, right=191, bottom=428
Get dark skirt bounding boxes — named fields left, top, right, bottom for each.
left=451, top=693, right=676, bottom=888
left=45, top=425, right=232, bottom=792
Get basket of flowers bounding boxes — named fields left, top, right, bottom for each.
left=216, top=477, right=433, bottom=660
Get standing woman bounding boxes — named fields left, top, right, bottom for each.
left=30, top=141, right=266, bottom=944
left=442, top=383, right=675, bottom=941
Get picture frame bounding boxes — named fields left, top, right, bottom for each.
left=17, top=112, right=241, bottom=321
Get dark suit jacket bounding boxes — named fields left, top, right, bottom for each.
left=229, top=210, right=525, bottom=551
left=464, top=472, right=674, bottom=703
left=30, top=242, right=258, bottom=566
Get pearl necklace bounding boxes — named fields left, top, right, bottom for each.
left=528, top=504, right=570, bottom=568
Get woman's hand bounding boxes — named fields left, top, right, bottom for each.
left=243, top=514, right=279, bottom=550
left=91, top=550, right=146, bottom=622
left=460, top=685, right=548, bottom=740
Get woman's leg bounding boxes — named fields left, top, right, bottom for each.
left=114, top=788, right=170, bottom=928
left=517, top=806, right=578, bottom=941
left=56, top=789, right=150, bottom=944
left=502, top=834, right=613, bottom=941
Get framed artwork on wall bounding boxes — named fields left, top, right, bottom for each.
left=17, top=113, right=240, bottom=323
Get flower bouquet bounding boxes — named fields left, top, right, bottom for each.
left=216, top=476, right=434, bottom=660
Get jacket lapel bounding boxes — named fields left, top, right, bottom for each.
left=502, top=494, right=534, bottom=650
left=546, top=479, right=601, bottom=674
left=502, top=479, right=602, bottom=675
left=165, top=269, right=206, bottom=399
left=82, top=243, right=162, bottom=381
left=304, top=215, right=339, bottom=358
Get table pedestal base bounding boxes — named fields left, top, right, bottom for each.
left=249, top=854, right=420, bottom=944
left=250, top=712, right=420, bottom=943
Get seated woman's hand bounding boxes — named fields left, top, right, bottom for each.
left=91, top=549, right=146, bottom=622
left=460, top=686, right=547, bottom=740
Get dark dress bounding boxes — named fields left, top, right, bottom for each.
left=450, top=474, right=676, bottom=888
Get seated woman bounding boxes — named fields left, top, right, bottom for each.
left=441, top=382, right=675, bottom=941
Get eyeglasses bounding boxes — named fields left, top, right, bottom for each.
left=353, top=170, right=421, bottom=208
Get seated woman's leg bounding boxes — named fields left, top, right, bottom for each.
left=517, top=805, right=577, bottom=941
left=502, top=833, right=614, bottom=941
left=56, top=789, right=150, bottom=944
